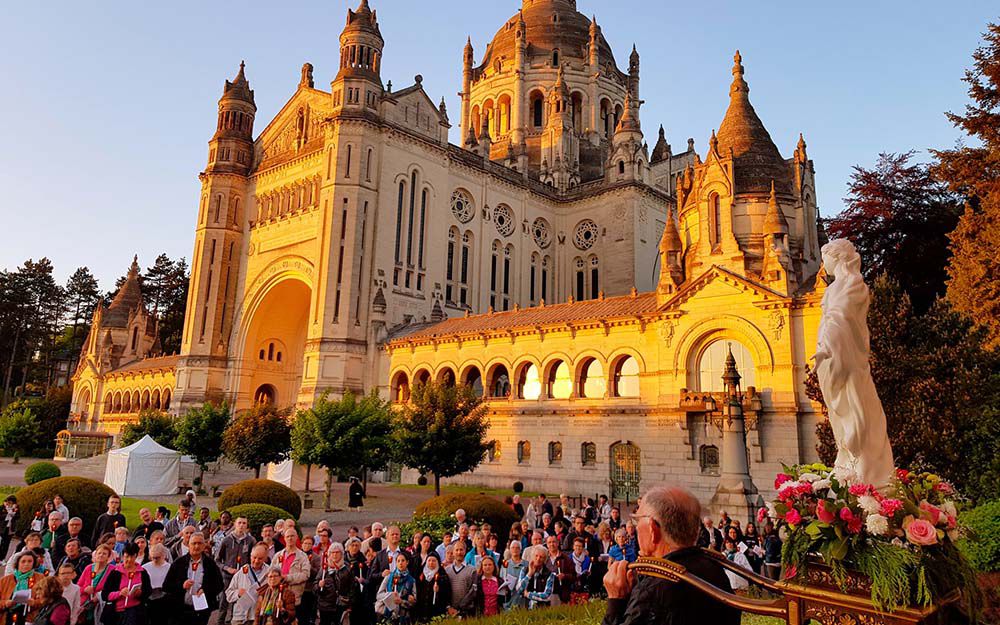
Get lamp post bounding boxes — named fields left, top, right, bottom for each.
left=709, top=345, right=764, bottom=524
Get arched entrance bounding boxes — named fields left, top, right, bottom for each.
left=239, top=278, right=311, bottom=410
left=609, top=441, right=641, bottom=500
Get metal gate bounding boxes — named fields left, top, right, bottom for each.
left=610, top=442, right=641, bottom=499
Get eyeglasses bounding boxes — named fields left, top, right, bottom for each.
left=632, top=513, right=660, bottom=527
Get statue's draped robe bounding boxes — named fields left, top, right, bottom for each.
left=815, top=266, right=895, bottom=488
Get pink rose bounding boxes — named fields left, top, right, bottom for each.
left=934, top=482, right=954, bottom=494
left=848, top=484, right=871, bottom=497
left=774, top=474, right=792, bottom=489
left=816, top=502, right=836, bottom=524
left=795, top=483, right=814, bottom=497
left=905, top=519, right=939, bottom=546
left=839, top=507, right=855, bottom=522
left=784, top=564, right=797, bottom=579
left=880, top=498, right=903, bottom=517
left=785, top=509, right=802, bottom=526
left=919, top=501, right=942, bottom=525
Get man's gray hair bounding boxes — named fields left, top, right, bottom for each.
left=643, top=486, right=702, bottom=547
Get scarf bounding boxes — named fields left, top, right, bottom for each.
left=13, top=570, right=33, bottom=591
left=259, top=586, right=282, bottom=617
left=385, top=569, right=412, bottom=595
left=422, top=564, right=438, bottom=582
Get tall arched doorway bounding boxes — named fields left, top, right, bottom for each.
left=609, top=441, right=641, bottom=500
left=239, top=278, right=311, bottom=410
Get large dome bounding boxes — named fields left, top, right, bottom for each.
left=478, top=0, right=618, bottom=71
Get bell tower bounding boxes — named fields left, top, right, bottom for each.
left=332, top=0, right=384, bottom=112
left=174, top=62, right=256, bottom=411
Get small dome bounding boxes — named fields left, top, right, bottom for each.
left=479, top=1, right=617, bottom=71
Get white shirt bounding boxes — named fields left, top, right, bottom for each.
left=62, top=583, right=81, bottom=625
left=56, top=505, right=70, bottom=523
left=143, top=560, right=171, bottom=589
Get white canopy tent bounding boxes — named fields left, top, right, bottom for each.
left=103, top=435, right=180, bottom=497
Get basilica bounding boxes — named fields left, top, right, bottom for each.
left=66, top=0, right=824, bottom=505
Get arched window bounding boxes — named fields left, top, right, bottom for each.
left=459, top=232, right=473, bottom=306
left=445, top=228, right=457, bottom=304
left=463, top=367, right=484, bottom=397
left=698, top=341, right=755, bottom=392
left=406, top=171, right=418, bottom=269
left=552, top=50, right=560, bottom=67
left=618, top=160, right=625, bottom=175
left=413, top=369, right=431, bottom=388
left=488, top=441, right=501, bottom=463
left=437, top=368, right=456, bottom=386
left=391, top=371, right=410, bottom=403
left=529, top=253, right=539, bottom=304
left=547, top=361, right=572, bottom=399
left=541, top=256, right=551, bottom=302
left=490, top=240, right=501, bottom=311
left=502, top=245, right=512, bottom=311
left=141, top=390, right=150, bottom=410
left=575, top=258, right=585, bottom=301
left=394, top=180, right=406, bottom=265
left=122, top=393, right=131, bottom=413
left=548, top=441, right=563, bottom=464
left=152, top=389, right=161, bottom=410
left=488, top=365, right=511, bottom=398
left=700, top=445, right=720, bottom=475
left=581, top=442, right=597, bottom=467
left=532, top=95, right=544, bottom=128
left=518, top=364, right=541, bottom=400
left=709, top=193, right=722, bottom=249
left=104, top=393, right=113, bottom=413
left=579, top=359, right=606, bottom=399
left=517, top=441, right=531, bottom=464
left=162, top=389, right=171, bottom=410
left=571, top=92, right=584, bottom=132
left=418, top=188, right=428, bottom=271
left=613, top=356, right=640, bottom=398
left=254, top=384, right=276, bottom=406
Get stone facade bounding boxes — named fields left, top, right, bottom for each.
left=70, top=0, right=824, bottom=502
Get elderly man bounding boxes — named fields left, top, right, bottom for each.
left=273, top=528, right=311, bottom=605
left=65, top=517, right=88, bottom=551
left=164, top=532, right=224, bottom=625
left=602, top=486, right=740, bottom=625
left=360, top=522, right=384, bottom=554
left=42, top=511, right=69, bottom=564
left=225, top=544, right=269, bottom=625
left=171, top=525, right=197, bottom=560
left=697, top=516, right=723, bottom=551
left=368, top=525, right=402, bottom=581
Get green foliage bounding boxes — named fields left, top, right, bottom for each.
left=414, top=493, right=518, bottom=543
left=1, top=388, right=68, bottom=455
left=222, top=404, right=291, bottom=478
left=394, top=382, right=492, bottom=495
left=0, top=408, right=41, bottom=461
left=14, top=476, right=115, bottom=536
left=23, top=461, right=60, bottom=485
left=119, top=410, right=177, bottom=448
left=174, top=402, right=229, bottom=480
left=218, top=479, right=301, bottom=520
left=289, top=405, right=324, bottom=469
left=959, top=500, right=1000, bottom=572
left=139, top=255, right=189, bottom=354
left=398, top=513, right=455, bottom=546
left=224, top=503, right=290, bottom=536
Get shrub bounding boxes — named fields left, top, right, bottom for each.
left=414, top=493, right=518, bottom=543
left=218, top=479, right=301, bottom=520
left=513, top=481, right=524, bottom=493
left=399, top=513, right=455, bottom=546
left=14, top=477, right=115, bottom=536
left=226, top=503, right=290, bottom=536
left=417, top=475, right=428, bottom=486
left=23, top=462, right=60, bottom=485
left=959, top=500, right=1000, bottom=572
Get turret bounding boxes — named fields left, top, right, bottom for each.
left=539, top=65, right=580, bottom=191
left=650, top=125, right=671, bottom=163
left=588, top=16, right=600, bottom=66
left=656, top=210, right=685, bottom=304
left=333, top=0, right=384, bottom=112
left=461, top=37, right=475, bottom=143
left=206, top=61, right=256, bottom=176
left=629, top=44, right=640, bottom=100
left=607, top=89, right=646, bottom=183
left=761, top=181, right=796, bottom=293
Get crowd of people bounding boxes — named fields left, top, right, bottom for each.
left=0, top=487, right=755, bottom=625
left=695, top=511, right=784, bottom=585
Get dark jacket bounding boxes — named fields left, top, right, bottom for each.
left=316, top=564, right=359, bottom=613
left=132, top=522, right=164, bottom=541
left=58, top=552, right=92, bottom=582
left=696, top=526, right=723, bottom=551
left=102, top=567, right=153, bottom=614
left=163, top=554, right=225, bottom=612
left=43, top=525, right=70, bottom=565
left=348, top=482, right=365, bottom=508
left=414, top=569, right=450, bottom=621
left=545, top=551, right=576, bottom=603
left=91, top=513, right=127, bottom=546
left=602, top=547, right=740, bottom=625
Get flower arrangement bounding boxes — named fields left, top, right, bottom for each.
left=761, top=463, right=980, bottom=613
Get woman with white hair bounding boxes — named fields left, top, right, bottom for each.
left=317, top=543, right=357, bottom=625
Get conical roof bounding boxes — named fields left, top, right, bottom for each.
left=715, top=51, right=790, bottom=195
left=764, top=181, right=789, bottom=235
left=221, top=61, right=255, bottom=105
left=105, top=256, right=144, bottom=327
left=659, top=211, right=682, bottom=253
left=651, top=125, right=670, bottom=163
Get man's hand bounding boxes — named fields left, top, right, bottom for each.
left=604, top=560, right=634, bottom=600
left=183, top=580, right=194, bottom=590
left=226, top=567, right=236, bottom=575
left=238, top=588, right=246, bottom=597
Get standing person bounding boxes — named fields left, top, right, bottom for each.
left=608, top=529, right=636, bottom=563
left=148, top=532, right=171, bottom=564
left=602, top=486, right=740, bottom=625
left=543, top=535, right=574, bottom=605
left=0, top=551, right=45, bottom=625
left=216, top=517, right=256, bottom=622
left=164, top=502, right=196, bottom=539
left=30, top=576, right=70, bottom=625
left=143, top=544, right=171, bottom=625
left=196, top=509, right=212, bottom=535
left=299, top=536, right=321, bottom=625
left=170, top=527, right=196, bottom=562
left=0, top=496, right=19, bottom=560
left=132, top=509, right=164, bottom=541
left=56, top=563, right=82, bottom=625
left=91, top=497, right=126, bottom=548
left=443, top=542, right=475, bottom=618
left=762, top=522, right=782, bottom=581
left=375, top=553, right=415, bottom=624
left=413, top=552, right=448, bottom=622
left=598, top=496, right=613, bottom=524
left=66, top=518, right=89, bottom=551
left=102, top=542, right=152, bottom=625
left=697, top=517, right=723, bottom=551
left=473, top=556, right=501, bottom=617
left=7, top=532, right=53, bottom=576
left=500, top=541, right=525, bottom=610
left=348, top=478, right=365, bottom=511
left=368, top=526, right=402, bottom=582
left=511, top=495, right=525, bottom=520
left=78, top=545, right=113, bottom=625
left=183, top=492, right=197, bottom=512
left=163, top=533, right=224, bottom=625
left=316, top=543, right=357, bottom=625
left=273, top=529, right=310, bottom=606
left=608, top=507, right=623, bottom=532
left=253, top=569, right=295, bottom=625
left=258, top=526, right=277, bottom=562
left=344, top=538, right=369, bottom=625
left=59, top=539, right=92, bottom=582
left=225, top=545, right=269, bottom=625
left=42, top=512, right=69, bottom=567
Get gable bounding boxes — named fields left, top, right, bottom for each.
left=661, top=265, right=786, bottom=312
left=254, top=89, right=332, bottom=171
left=383, top=82, right=448, bottom=143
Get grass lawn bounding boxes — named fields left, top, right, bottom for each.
left=389, top=483, right=541, bottom=499
left=119, top=497, right=174, bottom=528
left=434, top=600, right=783, bottom=625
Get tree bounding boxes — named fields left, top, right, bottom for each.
left=931, top=22, right=1000, bottom=348
left=63, top=267, right=100, bottom=358
left=294, top=391, right=393, bottom=509
left=0, top=408, right=41, bottom=462
left=175, top=402, right=229, bottom=488
left=141, top=255, right=189, bottom=353
left=119, top=410, right=177, bottom=448
left=290, top=407, right=323, bottom=492
left=393, top=382, right=492, bottom=495
left=222, top=404, right=291, bottom=478
left=825, top=152, right=960, bottom=311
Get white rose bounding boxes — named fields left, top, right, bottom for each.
left=865, top=514, right=890, bottom=536
left=858, top=495, right=881, bottom=515
left=813, top=479, right=832, bottom=491
left=766, top=502, right=777, bottom=518
left=832, top=466, right=858, bottom=485
left=798, top=473, right=821, bottom=483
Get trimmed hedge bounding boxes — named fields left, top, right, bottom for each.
left=959, top=500, right=1000, bottom=572
left=414, top=493, right=519, bottom=543
left=15, top=477, right=115, bottom=536
left=24, top=461, right=61, bottom=485
left=226, top=503, right=290, bottom=536
left=218, top=479, right=301, bottom=520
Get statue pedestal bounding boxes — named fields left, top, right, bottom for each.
left=709, top=484, right=764, bottom=526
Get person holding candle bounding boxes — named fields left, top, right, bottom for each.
left=102, top=543, right=151, bottom=625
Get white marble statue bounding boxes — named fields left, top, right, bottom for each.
left=813, top=239, right=895, bottom=489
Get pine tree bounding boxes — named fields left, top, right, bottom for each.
left=931, top=22, right=1000, bottom=347
left=63, top=267, right=100, bottom=358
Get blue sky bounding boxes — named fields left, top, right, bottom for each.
left=1, top=1, right=994, bottom=287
